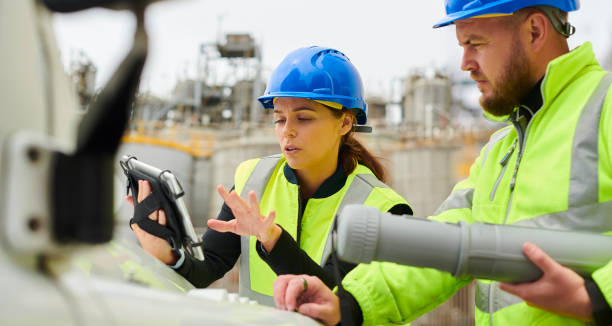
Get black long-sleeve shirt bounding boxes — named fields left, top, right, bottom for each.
left=175, top=163, right=412, bottom=291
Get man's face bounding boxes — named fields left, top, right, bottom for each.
left=456, top=17, right=533, bottom=116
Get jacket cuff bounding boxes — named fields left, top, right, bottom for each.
left=341, top=268, right=378, bottom=326
left=169, top=249, right=185, bottom=269
left=586, top=277, right=612, bottom=325
left=255, top=225, right=296, bottom=261
left=337, top=287, right=363, bottom=325
left=174, top=249, right=194, bottom=276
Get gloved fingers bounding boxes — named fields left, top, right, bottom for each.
left=158, top=209, right=167, bottom=226
left=137, top=180, right=158, bottom=222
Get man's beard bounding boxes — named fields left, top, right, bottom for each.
left=479, top=39, right=533, bottom=117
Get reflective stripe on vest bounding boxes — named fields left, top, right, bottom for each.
left=515, top=73, right=612, bottom=232
left=433, top=188, right=474, bottom=214
left=475, top=73, right=612, bottom=318
left=238, top=155, right=282, bottom=306
left=237, top=155, right=391, bottom=306
left=481, top=127, right=513, bottom=169
left=320, top=173, right=389, bottom=267
left=475, top=281, right=522, bottom=315
left=433, top=127, right=513, bottom=216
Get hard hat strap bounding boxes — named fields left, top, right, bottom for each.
left=535, top=5, right=576, bottom=38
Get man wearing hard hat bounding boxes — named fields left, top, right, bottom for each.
left=272, top=1, right=612, bottom=325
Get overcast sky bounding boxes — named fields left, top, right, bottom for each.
left=53, top=0, right=612, bottom=99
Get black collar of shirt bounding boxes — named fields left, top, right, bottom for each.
left=515, top=78, right=544, bottom=122
left=283, top=161, right=348, bottom=199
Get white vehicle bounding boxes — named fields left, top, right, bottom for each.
left=0, top=1, right=319, bottom=325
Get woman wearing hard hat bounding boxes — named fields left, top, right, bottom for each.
left=129, top=46, right=412, bottom=306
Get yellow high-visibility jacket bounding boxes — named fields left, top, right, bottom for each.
left=342, top=42, right=612, bottom=325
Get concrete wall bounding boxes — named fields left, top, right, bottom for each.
left=389, top=145, right=459, bottom=216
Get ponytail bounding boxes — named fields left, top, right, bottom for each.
left=339, top=132, right=387, bottom=183
left=334, top=108, right=386, bottom=182
left=326, top=105, right=387, bottom=182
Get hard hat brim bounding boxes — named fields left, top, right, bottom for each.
left=433, top=1, right=516, bottom=28
left=433, top=0, right=580, bottom=28
left=258, top=93, right=367, bottom=125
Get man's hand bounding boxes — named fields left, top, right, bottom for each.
left=499, top=242, right=593, bottom=321
left=274, top=274, right=341, bottom=325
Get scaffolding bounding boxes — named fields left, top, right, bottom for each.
left=195, top=33, right=265, bottom=127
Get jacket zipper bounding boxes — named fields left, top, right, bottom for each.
left=489, top=138, right=517, bottom=201
left=503, top=111, right=533, bottom=224
left=490, top=107, right=539, bottom=325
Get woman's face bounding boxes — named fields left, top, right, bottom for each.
left=273, top=97, right=350, bottom=172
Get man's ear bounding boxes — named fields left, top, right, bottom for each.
left=524, top=11, right=548, bottom=53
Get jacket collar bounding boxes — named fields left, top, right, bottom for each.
left=541, top=42, right=599, bottom=109
left=487, top=42, right=598, bottom=124
left=283, top=161, right=348, bottom=199
left=508, top=77, right=543, bottom=125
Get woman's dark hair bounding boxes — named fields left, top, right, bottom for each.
left=329, top=108, right=387, bottom=182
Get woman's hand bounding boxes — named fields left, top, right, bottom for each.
left=274, top=274, right=341, bottom=326
left=208, top=185, right=281, bottom=251
left=127, top=180, right=179, bottom=265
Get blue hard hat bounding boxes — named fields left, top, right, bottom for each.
left=258, top=46, right=367, bottom=125
left=433, top=0, right=580, bottom=28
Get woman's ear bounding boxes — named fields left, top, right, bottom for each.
left=339, top=113, right=353, bottom=136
